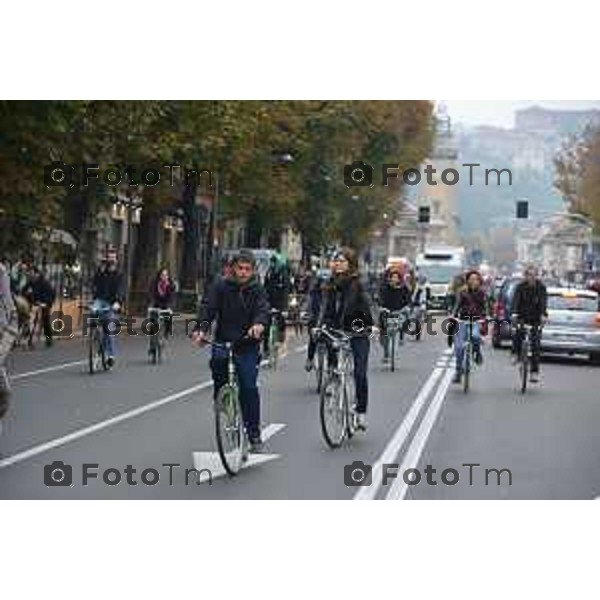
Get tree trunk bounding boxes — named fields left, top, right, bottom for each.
left=131, top=190, right=161, bottom=312
left=179, top=182, right=200, bottom=292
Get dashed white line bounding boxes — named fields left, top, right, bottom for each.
left=354, top=348, right=452, bottom=501
left=385, top=367, right=455, bottom=500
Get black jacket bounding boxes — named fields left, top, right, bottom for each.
left=198, top=276, right=270, bottom=344
left=23, top=277, right=56, bottom=306
left=380, top=283, right=412, bottom=312
left=92, top=269, right=125, bottom=304
left=453, top=288, right=488, bottom=320
left=512, top=280, right=547, bottom=324
left=318, top=274, right=373, bottom=333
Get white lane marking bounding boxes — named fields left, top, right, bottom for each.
left=1, top=346, right=304, bottom=470
left=0, top=380, right=213, bottom=470
left=354, top=355, right=449, bottom=501
left=192, top=423, right=286, bottom=483
left=11, top=360, right=86, bottom=381
left=385, top=367, right=455, bottom=500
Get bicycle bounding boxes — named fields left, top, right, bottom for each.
left=457, top=318, right=486, bottom=394
left=514, top=322, right=541, bottom=394
left=266, top=308, right=282, bottom=370
left=315, top=326, right=357, bottom=449
left=204, top=338, right=250, bottom=476
left=381, top=307, right=410, bottom=372
left=147, top=307, right=173, bottom=365
left=17, top=302, right=45, bottom=349
left=87, top=304, right=114, bottom=375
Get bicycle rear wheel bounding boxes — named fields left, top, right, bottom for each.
left=269, top=324, right=279, bottom=370
left=214, top=384, right=246, bottom=476
left=320, top=375, right=346, bottom=448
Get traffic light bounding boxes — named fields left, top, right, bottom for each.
left=418, top=205, right=431, bottom=224
left=516, top=200, right=529, bottom=219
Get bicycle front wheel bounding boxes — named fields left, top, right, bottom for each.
left=214, top=384, right=246, bottom=476
left=88, top=330, right=105, bottom=375
left=463, top=347, right=471, bottom=393
left=320, top=375, right=347, bottom=448
left=390, top=330, right=396, bottom=372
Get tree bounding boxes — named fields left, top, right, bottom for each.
left=555, top=126, right=600, bottom=226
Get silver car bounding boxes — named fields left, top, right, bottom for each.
left=541, top=287, right=600, bottom=364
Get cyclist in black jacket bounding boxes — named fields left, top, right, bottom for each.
left=192, top=249, right=270, bottom=451
left=318, top=248, right=374, bottom=431
left=511, top=265, right=547, bottom=383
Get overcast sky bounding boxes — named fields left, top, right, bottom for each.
left=442, top=100, right=600, bottom=129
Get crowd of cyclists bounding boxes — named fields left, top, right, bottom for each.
left=0, top=245, right=550, bottom=449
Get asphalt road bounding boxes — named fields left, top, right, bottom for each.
left=1, top=318, right=599, bottom=499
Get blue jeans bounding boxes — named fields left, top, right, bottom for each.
left=210, top=344, right=261, bottom=440
left=454, top=320, right=481, bottom=374
left=91, top=300, right=117, bottom=357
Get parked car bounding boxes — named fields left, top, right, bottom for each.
left=491, top=277, right=522, bottom=348
left=540, top=287, right=600, bottom=364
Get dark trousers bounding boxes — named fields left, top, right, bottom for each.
left=41, top=306, right=53, bottom=343
left=513, top=324, right=541, bottom=373
left=210, top=345, right=261, bottom=439
left=351, top=336, right=370, bottom=414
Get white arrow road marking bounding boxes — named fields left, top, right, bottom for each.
left=192, top=423, right=286, bottom=483
left=354, top=351, right=450, bottom=501
left=385, top=367, right=455, bottom=500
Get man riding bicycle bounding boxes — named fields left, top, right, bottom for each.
left=451, top=270, right=489, bottom=384
left=317, top=248, right=374, bottom=431
left=191, top=249, right=270, bottom=452
left=511, top=265, right=547, bottom=383
left=91, top=254, right=125, bottom=368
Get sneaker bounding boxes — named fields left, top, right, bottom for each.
left=106, top=356, right=115, bottom=368
left=249, top=437, right=265, bottom=453
left=474, top=349, right=483, bottom=365
left=382, top=355, right=390, bottom=365
left=452, top=371, right=462, bottom=384
left=530, top=372, right=540, bottom=383
left=304, top=359, right=314, bottom=372
left=356, top=413, right=367, bottom=431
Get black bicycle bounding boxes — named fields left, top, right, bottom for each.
left=457, top=318, right=487, bottom=394
left=514, top=322, right=540, bottom=394
left=147, top=307, right=173, bottom=365
left=87, top=304, right=114, bottom=375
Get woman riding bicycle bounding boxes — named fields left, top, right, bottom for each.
left=148, top=267, right=177, bottom=338
left=317, top=248, right=374, bottom=431
left=378, top=270, right=412, bottom=363
left=451, top=270, right=489, bottom=384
